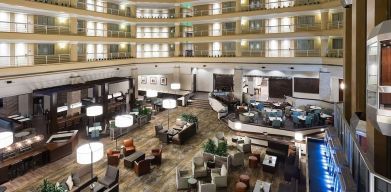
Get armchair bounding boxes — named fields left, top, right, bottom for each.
left=133, top=159, right=151, bottom=176
left=176, top=168, right=191, bottom=190
left=211, top=164, right=228, bottom=188
left=151, top=145, right=162, bottom=165
left=106, top=149, right=120, bottom=166
left=231, top=151, right=245, bottom=167
left=155, top=124, right=168, bottom=136
left=237, top=136, right=251, bottom=153
left=98, top=165, right=119, bottom=188
left=122, top=138, right=136, bottom=157
left=192, top=156, right=207, bottom=178
left=198, top=182, right=216, bottom=192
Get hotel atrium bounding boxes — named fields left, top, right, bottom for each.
left=0, top=0, right=389, bottom=191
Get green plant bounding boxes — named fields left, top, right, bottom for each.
left=36, top=179, right=65, bottom=192
left=215, top=142, right=228, bottom=157
left=203, top=139, right=216, bottom=154
left=139, top=107, right=152, bottom=116
left=180, top=113, right=198, bottom=124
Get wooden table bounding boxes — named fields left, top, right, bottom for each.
left=124, top=151, right=145, bottom=168
left=262, top=155, right=277, bottom=173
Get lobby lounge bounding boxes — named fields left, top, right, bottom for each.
left=0, top=0, right=391, bottom=192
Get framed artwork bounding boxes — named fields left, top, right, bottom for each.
left=160, top=77, right=167, bottom=85
left=150, top=77, right=157, bottom=84
left=141, top=76, right=147, bottom=84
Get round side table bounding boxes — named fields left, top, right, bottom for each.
left=239, top=174, right=250, bottom=189
left=235, top=182, right=247, bottom=192
left=249, top=156, right=258, bottom=168
left=187, top=177, right=197, bottom=191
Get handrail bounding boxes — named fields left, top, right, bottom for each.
left=334, top=104, right=391, bottom=190
left=136, top=31, right=174, bottom=38
left=0, top=20, right=70, bottom=34
left=78, top=28, right=132, bottom=38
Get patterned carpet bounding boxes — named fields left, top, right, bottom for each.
left=4, top=107, right=301, bottom=192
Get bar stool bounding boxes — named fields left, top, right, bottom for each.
left=249, top=156, right=258, bottom=168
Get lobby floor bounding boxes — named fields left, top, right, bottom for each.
left=4, top=107, right=305, bottom=192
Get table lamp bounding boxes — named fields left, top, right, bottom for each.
left=76, top=142, right=104, bottom=180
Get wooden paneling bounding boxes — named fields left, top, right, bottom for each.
left=269, top=78, right=293, bottom=98
left=0, top=96, right=18, bottom=117
left=381, top=47, right=391, bottom=86
left=213, top=74, right=233, bottom=92
left=294, top=78, right=319, bottom=94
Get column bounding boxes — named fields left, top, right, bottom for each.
left=27, top=15, right=34, bottom=33
left=9, top=43, right=15, bottom=66
left=70, top=0, right=79, bottom=8
left=367, top=0, right=388, bottom=33
left=319, top=72, right=331, bottom=101
left=321, top=11, right=329, bottom=30
left=130, top=43, right=137, bottom=58
left=130, top=24, right=137, bottom=38
left=233, top=68, right=244, bottom=102
left=248, top=77, right=254, bottom=95
left=69, top=17, right=78, bottom=34
left=130, top=5, right=137, bottom=17
left=175, top=23, right=180, bottom=37
left=235, top=20, right=242, bottom=34
left=343, top=7, right=352, bottom=120
left=235, top=0, right=241, bottom=12
left=174, top=42, right=181, bottom=57
left=131, top=68, right=139, bottom=99
left=67, top=91, right=81, bottom=116
left=235, top=41, right=242, bottom=57
left=320, top=37, right=329, bottom=57
left=173, top=66, right=180, bottom=83
left=28, top=44, right=34, bottom=65
left=70, top=43, right=78, bottom=62
left=175, top=5, right=181, bottom=18
left=9, top=13, right=15, bottom=32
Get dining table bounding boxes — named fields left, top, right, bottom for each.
left=269, top=117, right=282, bottom=122
left=297, top=115, right=307, bottom=121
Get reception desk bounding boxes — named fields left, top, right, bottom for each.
left=46, top=130, right=79, bottom=162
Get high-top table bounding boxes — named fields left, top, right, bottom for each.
left=262, top=154, right=277, bottom=173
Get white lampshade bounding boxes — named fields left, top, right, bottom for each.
left=170, top=83, right=181, bottom=90
left=294, top=132, right=304, bottom=141
left=146, top=90, right=158, bottom=98
left=76, top=142, right=104, bottom=165
left=162, top=99, right=177, bottom=109
left=0, top=131, right=13, bottom=149
left=86, top=105, right=103, bottom=117
left=234, top=122, right=242, bottom=130
left=115, top=115, right=134, bottom=128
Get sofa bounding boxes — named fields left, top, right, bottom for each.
left=209, top=97, right=228, bottom=119
left=198, top=182, right=217, bottom=192
left=266, top=141, right=289, bottom=160
left=284, top=147, right=300, bottom=181
left=202, top=152, right=230, bottom=172
left=211, top=164, right=228, bottom=188
left=230, top=151, right=245, bottom=167
left=106, top=149, right=121, bottom=166
left=59, top=165, right=96, bottom=192
left=98, top=165, right=119, bottom=188
left=192, top=156, right=207, bottom=178
left=172, top=123, right=197, bottom=145
left=237, top=136, right=252, bottom=153
left=134, top=159, right=151, bottom=176
left=122, top=138, right=136, bottom=157
left=176, top=168, right=191, bottom=190
left=151, top=145, right=162, bottom=165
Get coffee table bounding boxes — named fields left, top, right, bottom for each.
left=91, top=182, right=106, bottom=192
left=262, top=154, right=277, bottom=173
left=187, top=177, right=197, bottom=191
left=124, top=151, right=145, bottom=168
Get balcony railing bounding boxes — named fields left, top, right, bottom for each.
left=242, top=23, right=321, bottom=34
left=190, top=29, right=236, bottom=37
left=184, top=50, right=236, bottom=57
left=34, top=54, right=70, bottom=64
left=136, top=51, right=174, bottom=58
left=242, top=50, right=266, bottom=57
left=327, top=49, right=343, bottom=58
left=183, top=49, right=321, bottom=57
left=136, top=31, right=175, bottom=38
left=81, top=52, right=132, bottom=62
left=0, top=55, right=34, bottom=68
left=27, top=0, right=338, bottom=19
left=77, top=28, right=132, bottom=38
left=328, top=21, right=344, bottom=29
left=0, top=21, right=70, bottom=35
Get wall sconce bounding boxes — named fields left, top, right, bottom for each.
left=58, top=17, right=68, bottom=24
left=120, top=4, right=126, bottom=10
left=120, top=24, right=126, bottom=29
left=340, top=82, right=345, bottom=90
left=58, top=42, right=67, bottom=49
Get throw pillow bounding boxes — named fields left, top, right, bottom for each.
left=55, top=182, right=60, bottom=188
left=66, top=175, right=73, bottom=191
left=220, top=164, right=227, bottom=176
left=60, top=180, right=69, bottom=191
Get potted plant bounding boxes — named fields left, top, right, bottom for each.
left=215, top=142, right=228, bottom=157
left=203, top=139, right=216, bottom=154
left=180, top=113, right=198, bottom=126
left=139, top=107, right=152, bottom=121
left=35, top=179, right=65, bottom=192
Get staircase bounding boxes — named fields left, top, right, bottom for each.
left=188, top=98, right=212, bottom=109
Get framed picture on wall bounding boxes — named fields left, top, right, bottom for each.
left=160, top=77, right=167, bottom=85
left=141, top=76, right=147, bottom=84
left=150, top=77, right=157, bottom=84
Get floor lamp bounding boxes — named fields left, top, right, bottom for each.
left=294, top=132, right=304, bottom=168
left=76, top=142, right=104, bottom=184
left=162, top=99, right=177, bottom=129
left=114, top=115, right=133, bottom=150
left=0, top=131, right=13, bottom=162
left=86, top=105, right=103, bottom=136
left=146, top=90, right=158, bottom=113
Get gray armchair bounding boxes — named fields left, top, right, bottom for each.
left=192, top=156, right=207, bottom=178
left=237, top=136, right=252, bottom=153
left=176, top=168, right=191, bottom=190
left=98, top=165, right=119, bottom=188
left=211, top=164, right=228, bottom=188
left=231, top=151, right=245, bottom=167
left=198, top=182, right=216, bottom=192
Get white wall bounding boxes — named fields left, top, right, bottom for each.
left=109, top=81, right=129, bottom=94
left=138, top=74, right=174, bottom=92
left=196, top=68, right=234, bottom=92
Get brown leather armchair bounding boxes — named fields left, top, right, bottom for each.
left=151, top=145, right=162, bottom=165
left=122, top=138, right=136, bottom=157
left=133, top=159, right=150, bottom=176
left=106, top=149, right=120, bottom=166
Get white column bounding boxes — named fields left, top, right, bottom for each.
left=236, top=20, right=242, bottom=34
left=248, top=77, right=254, bottom=95
left=175, top=23, right=180, bottom=37
left=9, top=13, right=15, bottom=32
left=235, top=41, right=242, bottom=57
left=319, top=71, right=331, bottom=101
left=234, top=68, right=244, bottom=102
left=9, top=43, right=15, bottom=66
left=131, top=68, right=139, bottom=98
left=69, top=17, right=78, bottom=34
left=321, top=11, right=329, bottom=30
left=130, top=43, right=137, bottom=58
left=70, top=43, right=78, bottom=62
left=321, top=37, right=329, bottom=57
left=174, top=42, right=181, bottom=57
